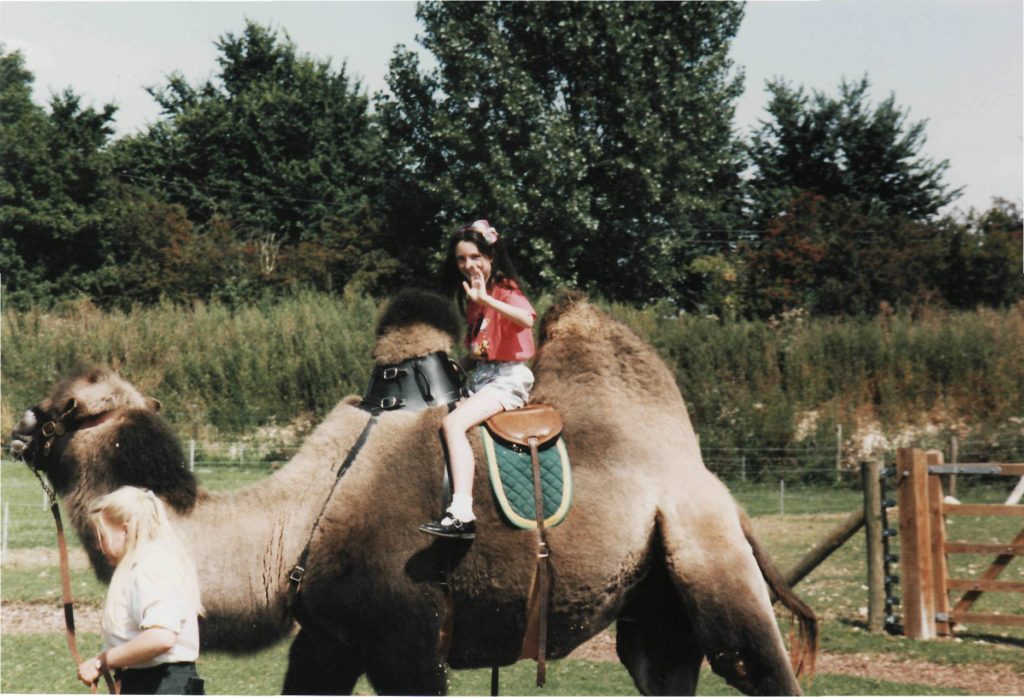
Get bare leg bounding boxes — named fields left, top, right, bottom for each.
left=442, top=389, right=505, bottom=498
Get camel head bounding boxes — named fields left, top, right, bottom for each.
left=10, top=366, right=198, bottom=514
left=371, top=289, right=460, bottom=366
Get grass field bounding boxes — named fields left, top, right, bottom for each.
left=2, top=459, right=1021, bottom=695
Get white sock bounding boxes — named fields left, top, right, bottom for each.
left=448, top=493, right=475, bottom=522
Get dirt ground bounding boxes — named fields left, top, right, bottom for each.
left=3, top=599, right=1020, bottom=695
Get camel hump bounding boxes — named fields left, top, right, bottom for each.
left=373, top=290, right=461, bottom=366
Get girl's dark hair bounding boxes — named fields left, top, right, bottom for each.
left=440, top=224, right=522, bottom=316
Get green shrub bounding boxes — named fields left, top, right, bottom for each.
left=4, top=293, right=1022, bottom=482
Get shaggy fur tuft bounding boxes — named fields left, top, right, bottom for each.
left=375, top=289, right=460, bottom=340
left=372, top=289, right=460, bottom=365
left=537, top=289, right=590, bottom=344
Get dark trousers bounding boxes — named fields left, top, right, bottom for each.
left=119, top=662, right=204, bottom=695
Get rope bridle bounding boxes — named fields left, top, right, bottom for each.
left=23, top=401, right=118, bottom=694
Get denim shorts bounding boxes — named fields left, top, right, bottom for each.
left=469, top=361, right=534, bottom=411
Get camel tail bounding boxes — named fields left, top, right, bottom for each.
left=739, top=508, right=819, bottom=681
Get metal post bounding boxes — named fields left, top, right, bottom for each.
left=949, top=436, right=958, bottom=498
left=2, top=502, right=9, bottom=565
left=862, top=460, right=885, bottom=632
left=780, top=479, right=785, bottom=515
left=741, top=455, right=746, bottom=482
left=836, top=424, right=843, bottom=483
left=189, top=439, right=195, bottom=472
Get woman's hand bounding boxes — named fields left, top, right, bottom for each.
left=462, top=267, right=489, bottom=304
left=77, top=655, right=101, bottom=686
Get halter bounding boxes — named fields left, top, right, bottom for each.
left=31, top=399, right=78, bottom=465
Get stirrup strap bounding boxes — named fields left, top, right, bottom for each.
left=289, top=412, right=379, bottom=597
left=519, top=435, right=550, bottom=687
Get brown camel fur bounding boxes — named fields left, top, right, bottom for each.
left=11, top=290, right=816, bottom=696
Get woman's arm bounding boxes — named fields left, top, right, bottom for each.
left=478, top=294, right=534, bottom=329
left=463, top=269, right=535, bottom=330
left=77, top=628, right=178, bottom=685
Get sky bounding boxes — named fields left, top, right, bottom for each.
left=1, top=0, right=1021, bottom=216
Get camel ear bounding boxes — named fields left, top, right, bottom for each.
left=145, top=397, right=162, bottom=413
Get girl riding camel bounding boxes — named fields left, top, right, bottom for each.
left=420, top=220, right=536, bottom=539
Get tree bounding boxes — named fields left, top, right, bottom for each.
left=747, top=76, right=960, bottom=226
left=378, top=1, right=747, bottom=306
left=939, top=199, right=1024, bottom=309
left=116, top=21, right=393, bottom=296
left=741, top=193, right=955, bottom=317
left=0, top=48, right=118, bottom=307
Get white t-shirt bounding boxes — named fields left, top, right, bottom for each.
left=103, top=549, right=200, bottom=667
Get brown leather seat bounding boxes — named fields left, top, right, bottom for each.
left=485, top=403, right=563, bottom=447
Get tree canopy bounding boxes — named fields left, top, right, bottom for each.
left=1, top=11, right=1019, bottom=317
left=747, top=76, right=960, bottom=227
left=113, top=21, right=395, bottom=300
left=0, top=48, right=118, bottom=306
left=378, top=1, right=747, bottom=306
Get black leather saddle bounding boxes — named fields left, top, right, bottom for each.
left=360, top=351, right=465, bottom=413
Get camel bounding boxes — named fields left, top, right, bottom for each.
left=11, top=290, right=816, bottom=696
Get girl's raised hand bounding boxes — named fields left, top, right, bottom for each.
left=462, top=267, right=488, bottom=303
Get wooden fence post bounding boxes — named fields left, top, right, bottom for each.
left=862, top=460, right=886, bottom=632
left=898, top=447, right=936, bottom=639
left=925, top=450, right=951, bottom=636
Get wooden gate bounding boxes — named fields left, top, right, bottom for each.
left=896, top=447, right=1024, bottom=639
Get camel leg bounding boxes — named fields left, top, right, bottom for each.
left=616, top=552, right=704, bottom=695
left=282, top=626, right=365, bottom=695
left=364, top=637, right=448, bottom=696
left=658, top=500, right=803, bottom=696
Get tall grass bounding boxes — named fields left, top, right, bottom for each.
left=2, top=288, right=378, bottom=435
left=4, top=292, right=1023, bottom=479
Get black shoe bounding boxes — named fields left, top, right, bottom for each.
left=419, top=514, right=476, bottom=539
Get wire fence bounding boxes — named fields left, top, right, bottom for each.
left=3, top=434, right=1019, bottom=561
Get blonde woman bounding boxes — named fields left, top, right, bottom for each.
left=77, top=486, right=205, bottom=695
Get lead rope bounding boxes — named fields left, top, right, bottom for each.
left=32, top=470, right=117, bottom=694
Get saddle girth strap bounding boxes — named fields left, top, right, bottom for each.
left=288, top=412, right=379, bottom=603
left=520, top=435, right=551, bottom=687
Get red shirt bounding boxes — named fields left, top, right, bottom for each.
left=466, top=281, right=536, bottom=362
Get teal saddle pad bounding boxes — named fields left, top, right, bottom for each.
left=480, top=426, right=572, bottom=530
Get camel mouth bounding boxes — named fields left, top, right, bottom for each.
left=10, top=434, right=33, bottom=461
left=10, top=432, right=46, bottom=471
left=10, top=407, right=43, bottom=465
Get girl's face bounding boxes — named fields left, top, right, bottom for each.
left=97, top=514, right=128, bottom=564
left=454, top=241, right=492, bottom=283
